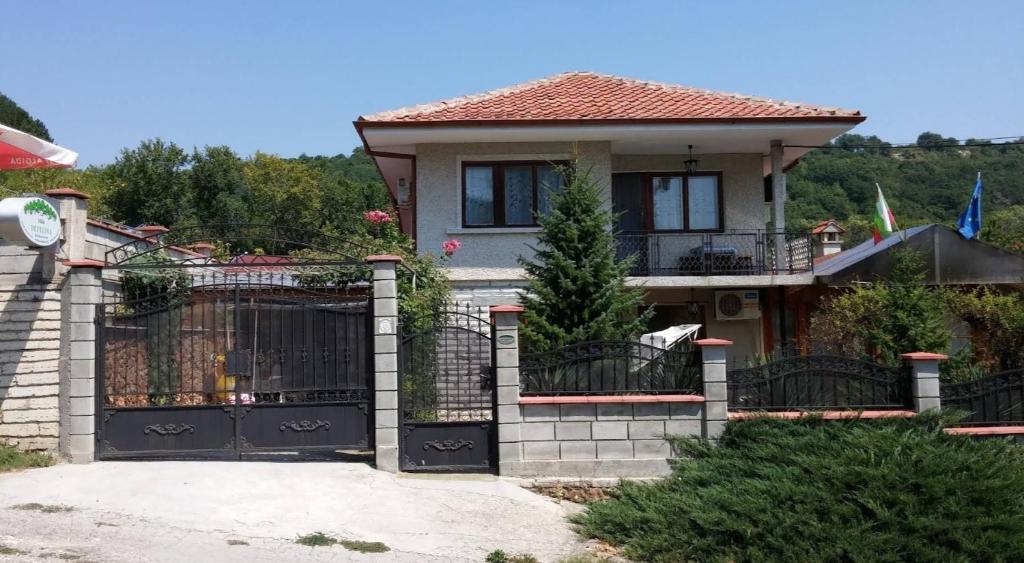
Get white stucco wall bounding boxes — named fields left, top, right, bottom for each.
left=415, top=141, right=612, bottom=276
left=416, top=146, right=767, bottom=278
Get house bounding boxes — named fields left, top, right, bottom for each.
left=785, top=223, right=1024, bottom=358
left=354, top=72, right=866, bottom=361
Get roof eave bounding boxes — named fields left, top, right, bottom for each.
left=354, top=115, right=866, bottom=130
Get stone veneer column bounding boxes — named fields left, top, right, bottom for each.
left=59, top=260, right=104, bottom=463
left=367, top=255, right=401, bottom=473
left=696, top=338, right=732, bottom=440
left=490, top=305, right=523, bottom=475
left=902, top=352, right=947, bottom=413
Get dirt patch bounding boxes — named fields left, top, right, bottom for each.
left=11, top=502, right=75, bottom=513
left=0, top=543, right=28, bottom=556
left=226, top=539, right=249, bottom=546
left=531, top=485, right=610, bottom=504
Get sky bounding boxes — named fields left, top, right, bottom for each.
left=4, top=0, right=1023, bottom=166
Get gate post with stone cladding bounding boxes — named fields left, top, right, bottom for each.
left=696, top=338, right=731, bottom=440
left=902, top=352, right=947, bottom=412
left=60, top=260, right=104, bottom=463
left=491, top=305, right=523, bottom=475
left=367, top=255, right=401, bottom=472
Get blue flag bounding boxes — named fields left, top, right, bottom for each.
left=957, top=173, right=983, bottom=240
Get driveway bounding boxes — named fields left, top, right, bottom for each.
left=0, top=461, right=583, bottom=562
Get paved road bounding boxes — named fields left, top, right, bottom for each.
left=0, top=461, right=583, bottom=562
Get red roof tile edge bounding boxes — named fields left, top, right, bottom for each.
left=900, top=352, right=949, bottom=360
left=86, top=220, right=205, bottom=258
left=359, top=71, right=864, bottom=124
left=45, top=187, right=90, bottom=199
left=490, top=305, right=524, bottom=313
left=62, top=259, right=105, bottom=268
left=365, top=254, right=404, bottom=263
left=519, top=395, right=704, bottom=405
left=695, top=338, right=734, bottom=346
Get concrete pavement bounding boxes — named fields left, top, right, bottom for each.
left=0, top=461, right=584, bottom=562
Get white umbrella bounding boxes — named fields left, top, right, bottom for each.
left=0, top=123, right=78, bottom=169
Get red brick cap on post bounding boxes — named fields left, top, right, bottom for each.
left=900, top=352, right=949, bottom=361
left=136, top=225, right=170, bottom=235
left=365, top=254, right=404, bottom=263
left=45, top=187, right=90, bottom=200
left=62, top=259, right=105, bottom=268
left=490, top=305, right=524, bottom=313
left=695, top=338, right=734, bottom=347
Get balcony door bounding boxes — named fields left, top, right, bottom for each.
left=613, top=173, right=648, bottom=274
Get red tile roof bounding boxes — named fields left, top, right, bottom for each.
left=811, top=219, right=846, bottom=234
left=359, top=72, right=863, bottom=125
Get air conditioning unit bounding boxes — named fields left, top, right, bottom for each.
left=715, top=290, right=761, bottom=321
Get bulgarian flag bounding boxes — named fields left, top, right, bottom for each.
left=871, top=183, right=898, bottom=244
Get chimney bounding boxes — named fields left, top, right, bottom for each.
left=190, top=242, right=215, bottom=258
left=812, top=219, right=845, bottom=258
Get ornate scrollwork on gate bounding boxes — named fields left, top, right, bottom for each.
left=279, top=420, right=332, bottom=432
left=423, top=439, right=474, bottom=452
left=143, top=423, right=196, bottom=436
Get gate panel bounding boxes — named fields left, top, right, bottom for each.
left=99, top=406, right=236, bottom=459
left=97, top=269, right=372, bottom=460
left=399, top=307, right=497, bottom=472
left=239, top=402, right=369, bottom=451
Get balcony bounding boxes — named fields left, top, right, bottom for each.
left=615, top=231, right=813, bottom=277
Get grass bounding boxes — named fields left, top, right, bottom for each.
left=575, top=413, right=1024, bottom=563
left=485, top=551, right=539, bottom=563
left=295, top=532, right=336, bottom=547
left=0, top=544, right=28, bottom=556
left=0, top=444, right=53, bottom=472
left=295, top=532, right=390, bottom=553
left=12, top=503, right=74, bottom=513
left=338, top=539, right=390, bottom=553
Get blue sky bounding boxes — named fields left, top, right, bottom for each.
left=5, top=0, right=1022, bottom=166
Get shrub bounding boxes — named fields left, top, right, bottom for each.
left=575, top=414, right=1024, bottom=562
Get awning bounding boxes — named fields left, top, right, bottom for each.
left=0, top=123, right=78, bottom=170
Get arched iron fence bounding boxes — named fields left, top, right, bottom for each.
left=941, top=368, right=1024, bottom=425
left=520, top=340, right=701, bottom=396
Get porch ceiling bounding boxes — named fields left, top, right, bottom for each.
left=358, top=121, right=860, bottom=172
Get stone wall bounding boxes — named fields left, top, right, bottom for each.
left=500, top=399, right=704, bottom=478
left=0, top=280, right=63, bottom=451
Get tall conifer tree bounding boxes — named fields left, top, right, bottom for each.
left=518, top=164, right=652, bottom=351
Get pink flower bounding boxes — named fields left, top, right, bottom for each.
left=441, top=239, right=462, bottom=257
left=363, top=210, right=393, bottom=224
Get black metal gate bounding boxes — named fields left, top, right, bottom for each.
left=97, top=270, right=372, bottom=460
left=94, top=223, right=387, bottom=461
left=399, top=307, right=496, bottom=471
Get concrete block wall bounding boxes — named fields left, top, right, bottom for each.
left=500, top=400, right=703, bottom=478
left=0, top=281, right=64, bottom=451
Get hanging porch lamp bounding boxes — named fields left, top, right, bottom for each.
left=684, top=144, right=699, bottom=175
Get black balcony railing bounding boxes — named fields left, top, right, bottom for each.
left=615, top=230, right=813, bottom=276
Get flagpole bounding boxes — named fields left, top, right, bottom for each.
left=977, top=171, right=982, bottom=241
left=878, top=182, right=905, bottom=242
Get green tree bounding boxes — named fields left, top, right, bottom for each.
left=104, top=139, right=191, bottom=226
left=810, top=249, right=950, bottom=364
left=243, top=152, right=325, bottom=232
left=518, top=165, right=652, bottom=351
left=188, top=145, right=249, bottom=225
left=983, top=204, right=1024, bottom=253
left=0, top=92, right=51, bottom=141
